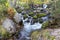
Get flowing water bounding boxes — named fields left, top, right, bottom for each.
left=2, top=4, right=49, bottom=40
left=15, top=13, right=49, bottom=40
left=2, top=13, right=49, bottom=40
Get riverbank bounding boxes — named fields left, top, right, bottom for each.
left=31, top=28, right=60, bottom=40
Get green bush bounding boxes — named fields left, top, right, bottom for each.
left=0, top=4, right=7, bottom=19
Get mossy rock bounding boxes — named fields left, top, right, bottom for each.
left=23, top=14, right=28, bottom=19
left=24, top=6, right=30, bottom=10
left=0, top=25, right=15, bottom=39
left=29, top=12, right=34, bottom=17
left=16, top=8, right=22, bottom=13
left=31, top=31, right=40, bottom=40
left=0, top=25, right=10, bottom=38
left=42, top=21, right=49, bottom=28
left=38, top=18, right=43, bottom=23
left=33, top=15, right=37, bottom=19
left=36, top=13, right=47, bottom=18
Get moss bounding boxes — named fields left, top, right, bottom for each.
left=33, top=0, right=43, bottom=4
left=36, top=13, right=47, bottom=18
left=29, top=12, right=34, bottom=17
left=31, top=31, right=40, bottom=40
left=23, top=14, right=28, bottom=19
left=50, top=36, right=55, bottom=40
left=24, top=5, right=30, bottom=10
left=0, top=25, right=7, bottom=38
left=31, top=29, right=56, bottom=40
left=42, top=21, right=49, bottom=28
left=33, top=15, right=37, bottom=19
left=0, top=25, right=12, bottom=38
left=16, top=9, right=22, bottom=13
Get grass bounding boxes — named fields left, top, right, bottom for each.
left=31, top=29, right=55, bottom=40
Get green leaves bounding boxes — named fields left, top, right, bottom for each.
left=0, top=0, right=7, bottom=4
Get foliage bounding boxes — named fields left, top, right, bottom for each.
left=0, top=0, right=7, bottom=20
left=0, top=5, right=7, bottom=19
left=42, top=21, right=49, bottom=28
left=0, top=25, right=7, bottom=38
left=0, top=0, right=7, bottom=4
left=51, top=0, right=60, bottom=18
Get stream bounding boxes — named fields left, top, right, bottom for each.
left=14, top=12, right=49, bottom=40
left=2, top=4, right=50, bottom=40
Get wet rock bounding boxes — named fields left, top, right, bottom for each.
left=41, top=16, right=48, bottom=21
left=38, top=18, right=43, bottom=23
left=33, top=10, right=37, bottom=13
left=16, top=8, right=22, bottom=13
left=14, top=13, right=23, bottom=23
left=33, top=9, right=40, bottom=13
left=36, top=10, right=40, bottom=13
left=40, top=9, right=48, bottom=13
left=22, top=11, right=27, bottom=14
left=32, top=19, right=38, bottom=24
